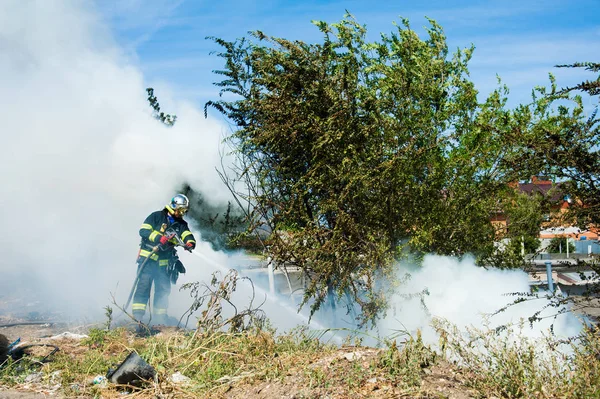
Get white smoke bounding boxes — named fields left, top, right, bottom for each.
left=377, top=255, right=583, bottom=344
left=0, top=0, right=229, bottom=319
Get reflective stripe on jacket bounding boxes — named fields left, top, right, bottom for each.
left=138, top=207, right=196, bottom=261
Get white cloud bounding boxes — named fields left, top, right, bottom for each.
left=469, top=33, right=599, bottom=67
left=463, top=32, right=600, bottom=105
left=94, top=0, right=186, bottom=50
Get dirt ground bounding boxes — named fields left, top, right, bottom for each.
left=0, top=391, right=57, bottom=399
left=220, top=350, right=476, bottom=399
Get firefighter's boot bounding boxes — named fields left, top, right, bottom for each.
left=153, top=310, right=168, bottom=326
left=132, top=310, right=145, bottom=323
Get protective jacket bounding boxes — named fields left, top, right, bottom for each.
left=131, top=206, right=196, bottom=323
left=138, top=206, right=197, bottom=266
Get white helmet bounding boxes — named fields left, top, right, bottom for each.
left=169, top=194, right=190, bottom=215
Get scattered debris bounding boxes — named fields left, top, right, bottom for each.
left=93, top=375, right=106, bottom=384
left=7, top=337, right=21, bottom=351
left=107, top=351, right=156, bottom=386
left=93, top=375, right=108, bottom=388
left=48, top=332, right=88, bottom=340
left=8, top=343, right=59, bottom=362
left=216, top=371, right=256, bottom=383
left=343, top=351, right=365, bottom=361
left=24, top=372, right=43, bottom=383
left=1, top=332, right=60, bottom=366
left=50, top=370, right=62, bottom=385
left=170, top=371, right=191, bottom=385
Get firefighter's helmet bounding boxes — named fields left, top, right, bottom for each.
left=169, top=194, right=190, bottom=216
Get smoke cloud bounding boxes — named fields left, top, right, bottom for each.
left=0, top=0, right=229, bottom=319
left=378, top=256, right=583, bottom=344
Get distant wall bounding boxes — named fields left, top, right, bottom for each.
left=539, top=238, right=600, bottom=255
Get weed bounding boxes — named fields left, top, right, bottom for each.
left=179, top=269, right=267, bottom=333
left=433, top=318, right=600, bottom=398
left=344, top=359, right=369, bottom=390
left=304, top=367, right=328, bottom=389
left=0, top=357, right=37, bottom=385
left=81, top=327, right=125, bottom=348
left=104, top=305, right=113, bottom=330
left=378, top=329, right=436, bottom=388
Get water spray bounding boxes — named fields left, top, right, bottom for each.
left=190, top=249, right=344, bottom=344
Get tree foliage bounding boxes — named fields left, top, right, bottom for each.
left=556, top=62, right=600, bottom=96
left=546, top=236, right=576, bottom=254
left=498, top=192, right=543, bottom=258
left=504, top=67, right=600, bottom=229
left=205, top=15, right=581, bottom=324
left=179, top=184, right=249, bottom=251
left=147, top=87, right=177, bottom=126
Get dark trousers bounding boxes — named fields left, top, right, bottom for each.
left=131, top=259, right=171, bottom=323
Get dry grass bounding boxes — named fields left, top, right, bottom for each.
left=0, top=325, right=337, bottom=398
left=2, top=269, right=599, bottom=398
left=433, top=318, right=600, bottom=399
left=2, top=322, right=600, bottom=398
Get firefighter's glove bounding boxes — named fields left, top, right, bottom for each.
left=185, top=242, right=195, bottom=252
left=159, top=231, right=177, bottom=245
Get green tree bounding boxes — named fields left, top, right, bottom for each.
left=147, top=87, right=177, bottom=126
left=503, top=64, right=600, bottom=229
left=556, top=62, right=600, bottom=96
left=546, top=236, right=576, bottom=254
left=501, top=191, right=544, bottom=257
left=179, top=184, right=248, bottom=251
left=551, top=62, right=600, bottom=227
left=205, top=15, right=552, bottom=324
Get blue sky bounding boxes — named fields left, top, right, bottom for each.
left=95, top=0, right=599, bottom=109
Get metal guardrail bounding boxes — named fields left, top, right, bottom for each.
left=526, top=253, right=599, bottom=261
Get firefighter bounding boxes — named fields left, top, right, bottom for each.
left=131, top=194, right=196, bottom=325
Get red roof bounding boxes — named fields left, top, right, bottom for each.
left=517, top=177, right=565, bottom=202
